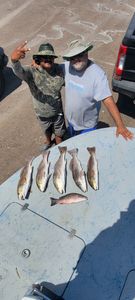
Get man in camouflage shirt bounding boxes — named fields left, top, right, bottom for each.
left=11, top=42, right=66, bottom=149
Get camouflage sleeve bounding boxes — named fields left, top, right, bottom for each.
left=11, top=61, right=32, bottom=82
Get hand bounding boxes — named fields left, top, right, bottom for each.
left=11, top=41, right=30, bottom=62
left=31, top=59, right=39, bottom=68
left=116, top=126, right=134, bottom=140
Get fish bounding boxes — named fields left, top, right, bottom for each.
left=68, top=148, right=87, bottom=192
left=53, top=146, right=67, bottom=194
left=36, top=151, right=51, bottom=192
left=50, top=193, right=88, bottom=206
left=17, top=158, right=34, bottom=200
left=87, top=147, right=99, bottom=190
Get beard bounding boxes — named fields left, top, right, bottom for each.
left=71, top=60, right=88, bottom=71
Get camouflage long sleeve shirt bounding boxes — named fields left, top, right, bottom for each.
left=11, top=61, right=65, bottom=118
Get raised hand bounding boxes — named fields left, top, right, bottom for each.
left=11, top=41, right=30, bottom=62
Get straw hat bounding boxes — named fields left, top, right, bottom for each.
left=63, top=40, right=93, bottom=59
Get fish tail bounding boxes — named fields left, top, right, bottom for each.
left=50, top=197, right=57, bottom=206
left=68, top=148, right=78, bottom=156
left=87, top=147, right=96, bottom=155
left=58, top=146, right=67, bottom=154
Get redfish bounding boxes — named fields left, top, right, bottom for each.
left=68, top=148, right=87, bottom=192
left=50, top=193, right=88, bottom=206
left=53, top=146, right=67, bottom=194
left=17, top=158, right=33, bottom=200
left=87, top=147, right=99, bottom=190
left=36, top=151, right=51, bottom=192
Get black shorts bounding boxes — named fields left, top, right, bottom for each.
left=38, top=114, right=66, bottom=137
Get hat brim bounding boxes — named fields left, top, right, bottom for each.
left=63, top=44, right=93, bottom=59
left=33, top=51, right=58, bottom=58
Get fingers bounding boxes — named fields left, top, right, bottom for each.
left=116, top=128, right=134, bottom=140
left=18, top=40, right=28, bottom=49
left=125, top=131, right=134, bottom=140
left=122, top=132, right=128, bottom=141
left=123, top=129, right=134, bottom=140
left=11, top=40, right=31, bottom=62
left=17, top=40, right=31, bottom=52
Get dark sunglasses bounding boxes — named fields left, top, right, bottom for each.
left=40, top=56, right=55, bottom=61
left=64, top=52, right=86, bottom=61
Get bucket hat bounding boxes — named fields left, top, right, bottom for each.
left=63, top=40, right=93, bottom=59
left=33, top=43, right=58, bottom=59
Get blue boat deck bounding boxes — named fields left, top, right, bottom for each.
left=0, top=127, right=135, bottom=300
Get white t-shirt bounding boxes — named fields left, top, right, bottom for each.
left=62, top=60, right=112, bottom=130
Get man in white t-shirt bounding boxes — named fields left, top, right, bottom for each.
left=62, top=40, right=133, bottom=140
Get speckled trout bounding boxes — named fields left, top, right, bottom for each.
left=68, top=148, right=87, bottom=192
left=36, top=151, right=50, bottom=192
left=17, top=158, right=33, bottom=200
left=50, top=193, right=88, bottom=206
left=87, top=147, right=99, bottom=190
left=53, top=146, right=67, bottom=194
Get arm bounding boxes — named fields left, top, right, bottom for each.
left=11, top=60, right=30, bottom=81
left=103, top=96, right=133, bottom=140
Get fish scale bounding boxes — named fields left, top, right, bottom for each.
left=87, top=147, right=99, bottom=190
left=50, top=193, right=88, bottom=206
left=36, top=151, right=50, bottom=192
left=53, top=146, right=67, bottom=194
left=17, top=158, right=34, bottom=200
left=68, top=148, right=87, bottom=192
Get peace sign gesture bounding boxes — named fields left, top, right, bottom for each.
left=11, top=41, right=31, bottom=62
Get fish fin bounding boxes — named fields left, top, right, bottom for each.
left=87, top=147, right=96, bottom=155
left=68, top=148, right=78, bottom=157
left=58, top=146, right=67, bottom=154
left=50, top=197, right=57, bottom=206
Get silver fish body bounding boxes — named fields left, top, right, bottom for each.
left=87, top=147, right=99, bottom=190
left=50, top=193, right=88, bottom=206
left=17, top=158, right=33, bottom=200
left=68, top=148, right=87, bottom=192
left=53, top=146, right=67, bottom=194
left=36, top=151, right=50, bottom=192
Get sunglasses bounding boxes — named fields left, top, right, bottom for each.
left=40, top=56, right=55, bottom=62
left=65, top=52, right=86, bottom=61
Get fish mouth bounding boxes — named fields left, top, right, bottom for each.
left=37, top=182, right=44, bottom=191
left=92, top=182, right=98, bottom=190
left=18, top=193, right=25, bottom=200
